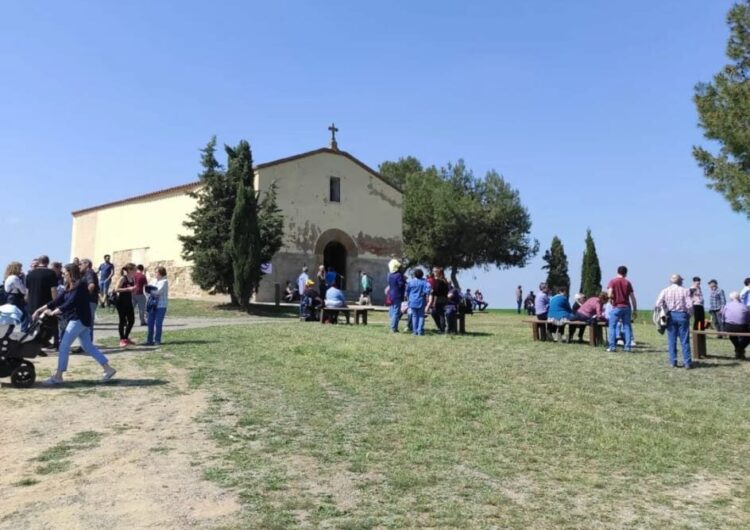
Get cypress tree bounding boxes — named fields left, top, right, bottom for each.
left=579, top=229, right=602, bottom=297
left=542, top=236, right=570, bottom=293
left=179, top=137, right=238, bottom=303
left=228, top=140, right=262, bottom=310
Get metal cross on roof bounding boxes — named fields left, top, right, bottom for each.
left=328, top=122, right=339, bottom=150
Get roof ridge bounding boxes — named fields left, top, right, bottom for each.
left=71, top=147, right=401, bottom=216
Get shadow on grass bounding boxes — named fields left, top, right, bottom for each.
left=213, top=303, right=298, bottom=318
left=155, top=339, right=214, bottom=345
left=33, top=378, right=168, bottom=389
left=691, top=361, right=742, bottom=369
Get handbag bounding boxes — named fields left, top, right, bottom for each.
left=147, top=295, right=158, bottom=312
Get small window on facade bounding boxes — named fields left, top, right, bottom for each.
left=330, top=176, right=341, bottom=202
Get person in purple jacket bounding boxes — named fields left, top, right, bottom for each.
left=721, top=291, right=749, bottom=359
left=33, top=263, right=117, bottom=386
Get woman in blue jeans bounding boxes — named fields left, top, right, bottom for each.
left=145, top=266, right=169, bottom=345
left=33, top=263, right=117, bottom=386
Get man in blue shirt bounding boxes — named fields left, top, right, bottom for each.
left=406, top=268, right=432, bottom=336
left=387, top=259, right=406, bottom=333
left=97, top=254, right=115, bottom=308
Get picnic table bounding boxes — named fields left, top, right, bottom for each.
left=316, top=305, right=468, bottom=332
left=523, top=318, right=608, bottom=346
left=690, top=329, right=750, bottom=359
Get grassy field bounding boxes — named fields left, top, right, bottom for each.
left=130, top=309, right=750, bottom=529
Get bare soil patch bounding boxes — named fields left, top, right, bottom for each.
left=0, top=353, right=240, bottom=530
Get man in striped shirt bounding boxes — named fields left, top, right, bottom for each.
left=707, top=279, right=726, bottom=334
left=655, top=274, right=694, bottom=369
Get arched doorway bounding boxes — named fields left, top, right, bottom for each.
left=314, top=229, right=358, bottom=292
left=324, top=241, right=347, bottom=289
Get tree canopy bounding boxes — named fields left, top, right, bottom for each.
left=382, top=157, right=538, bottom=288
left=180, top=137, right=283, bottom=306
left=693, top=1, right=750, bottom=216
left=542, top=236, right=570, bottom=294
left=179, top=137, right=236, bottom=301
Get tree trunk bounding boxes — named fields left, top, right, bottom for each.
left=450, top=267, right=461, bottom=290
left=229, top=292, right=239, bottom=306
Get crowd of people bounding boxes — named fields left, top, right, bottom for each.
left=295, top=259, right=487, bottom=335
left=2, top=254, right=170, bottom=385
left=528, top=265, right=750, bottom=370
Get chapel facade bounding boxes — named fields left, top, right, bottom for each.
left=69, top=141, right=403, bottom=304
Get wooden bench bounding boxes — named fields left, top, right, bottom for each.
left=349, top=305, right=468, bottom=333
left=523, top=319, right=608, bottom=346
left=319, top=306, right=371, bottom=325
left=690, top=329, right=750, bottom=359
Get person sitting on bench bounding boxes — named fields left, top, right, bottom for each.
left=721, top=291, right=749, bottom=359
left=323, top=283, right=347, bottom=324
left=300, top=279, right=322, bottom=321
left=548, top=287, right=575, bottom=342
left=568, top=292, right=608, bottom=342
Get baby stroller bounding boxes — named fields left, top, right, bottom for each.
left=0, top=305, right=57, bottom=388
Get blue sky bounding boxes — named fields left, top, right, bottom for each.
left=2, top=0, right=746, bottom=307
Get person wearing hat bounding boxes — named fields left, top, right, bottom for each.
left=655, top=274, right=694, bottom=369
left=387, top=259, right=406, bottom=332
left=300, top=278, right=322, bottom=321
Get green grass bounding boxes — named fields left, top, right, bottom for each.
left=32, top=431, right=104, bottom=475
left=135, top=311, right=750, bottom=528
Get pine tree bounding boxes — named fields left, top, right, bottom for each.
left=542, top=236, right=570, bottom=293
left=579, top=229, right=602, bottom=297
left=693, top=1, right=750, bottom=216
left=179, top=137, right=238, bottom=302
left=228, top=141, right=262, bottom=310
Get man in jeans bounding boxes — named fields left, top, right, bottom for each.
left=97, top=254, right=115, bottom=308
left=133, top=265, right=148, bottom=326
left=707, top=279, right=726, bottom=335
left=387, top=259, right=406, bottom=333
left=655, top=274, right=694, bottom=369
left=606, top=265, right=638, bottom=352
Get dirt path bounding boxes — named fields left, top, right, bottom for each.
left=0, top=319, right=256, bottom=529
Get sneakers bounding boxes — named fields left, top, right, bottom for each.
left=144, top=342, right=155, bottom=346
left=119, top=339, right=128, bottom=347
left=42, top=376, right=63, bottom=386
left=605, top=348, right=616, bottom=352
left=126, top=339, right=136, bottom=345
left=102, top=367, right=117, bottom=382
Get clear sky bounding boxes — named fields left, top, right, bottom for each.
left=2, top=0, right=746, bottom=307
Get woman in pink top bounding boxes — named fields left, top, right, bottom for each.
left=567, top=292, right=609, bottom=342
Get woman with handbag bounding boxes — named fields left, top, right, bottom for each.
left=145, top=266, right=169, bottom=346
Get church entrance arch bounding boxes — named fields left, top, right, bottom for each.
left=314, top=229, right=358, bottom=291
left=324, top=242, right=346, bottom=288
